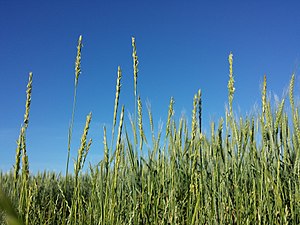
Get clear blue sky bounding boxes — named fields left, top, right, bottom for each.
left=1, top=1, right=300, bottom=172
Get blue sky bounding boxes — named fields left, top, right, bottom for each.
left=1, top=1, right=300, bottom=172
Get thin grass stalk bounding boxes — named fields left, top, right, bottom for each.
left=66, top=35, right=83, bottom=186
left=70, top=112, right=92, bottom=224
left=103, top=126, right=109, bottom=175
left=113, top=105, right=125, bottom=192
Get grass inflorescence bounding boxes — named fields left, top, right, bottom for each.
left=1, top=37, right=300, bottom=224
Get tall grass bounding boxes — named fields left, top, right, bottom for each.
left=1, top=37, right=300, bottom=224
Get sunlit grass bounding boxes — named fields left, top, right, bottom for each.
left=1, top=36, right=300, bottom=224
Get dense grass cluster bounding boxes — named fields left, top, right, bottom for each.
left=1, top=36, right=300, bottom=224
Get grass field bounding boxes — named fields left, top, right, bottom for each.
left=1, top=36, right=300, bottom=224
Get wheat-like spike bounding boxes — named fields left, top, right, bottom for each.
left=75, top=35, right=83, bottom=86
left=146, top=101, right=155, bottom=144
left=82, top=138, right=92, bottom=166
left=132, top=37, right=138, bottom=98
left=113, top=66, right=122, bottom=128
left=110, top=66, right=122, bottom=153
left=289, top=74, right=300, bottom=155
left=23, top=73, right=33, bottom=129
left=20, top=118, right=30, bottom=213
left=198, top=89, right=202, bottom=135
left=21, top=128, right=29, bottom=182
left=13, top=131, right=23, bottom=191
left=166, top=97, right=175, bottom=138
left=191, top=93, right=198, bottom=142
left=228, top=52, right=235, bottom=114
left=66, top=36, right=83, bottom=183
left=289, top=74, right=295, bottom=113
left=14, top=72, right=33, bottom=192
left=71, top=110, right=90, bottom=225
left=262, top=75, right=267, bottom=115
left=275, top=99, right=285, bottom=135
left=138, top=96, right=145, bottom=150
left=75, top=112, right=92, bottom=180
left=116, top=106, right=125, bottom=155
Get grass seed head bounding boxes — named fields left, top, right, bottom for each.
left=138, top=96, right=145, bottom=149
left=228, top=52, right=235, bottom=114
left=24, top=73, right=33, bottom=129
left=75, top=35, right=83, bottom=86
left=132, top=37, right=138, bottom=97
left=113, top=66, right=122, bottom=128
left=166, top=97, right=175, bottom=137
left=75, top=112, right=92, bottom=176
left=289, top=74, right=295, bottom=112
left=262, top=75, right=267, bottom=114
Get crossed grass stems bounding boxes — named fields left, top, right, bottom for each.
left=0, top=36, right=300, bottom=224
